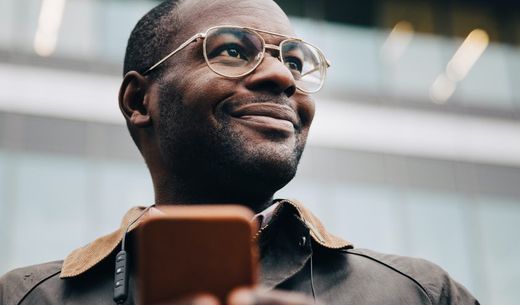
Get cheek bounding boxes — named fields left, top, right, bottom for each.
left=296, top=95, right=316, bottom=129
left=176, top=69, right=238, bottom=114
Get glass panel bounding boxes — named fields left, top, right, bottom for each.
left=404, top=191, right=475, bottom=293
left=0, top=151, right=8, bottom=273
left=87, top=159, right=153, bottom=238
left=9, top=153, right=89, bottom=270
left=331, top=183, right=406, bottom=254
left=456, top=44, right=514, bottom=109
left=508, top=48, right=520, bottom=107
left=381, top=34, right=445, bottom=102
left=476, top=196, right=520, bottom=305
left=98, top=0, right=156, bottom=61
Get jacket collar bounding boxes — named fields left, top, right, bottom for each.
left=60, top=200, right=353, bottom=279
left=276, top=199, right=352, bottom=250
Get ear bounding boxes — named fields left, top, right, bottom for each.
left=119, top=71, right=153, bottom=127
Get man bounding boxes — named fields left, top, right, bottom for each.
left=0, top=0, right=479, bottom=304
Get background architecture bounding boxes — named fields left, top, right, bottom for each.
left=1, top=1, right=519, bottom=304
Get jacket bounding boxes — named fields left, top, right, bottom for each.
left=0, top=200, right=479, bottom=305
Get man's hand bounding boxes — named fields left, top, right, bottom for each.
left=152, top=288, right=316, bottom=305
left=153, top=294, right=219, bottom=305
left=229, top=288, right=315, bottom=305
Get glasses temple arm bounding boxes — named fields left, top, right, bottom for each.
left=301, top=66, right=321, bottom=77
left=143, top=33, right=205, bottom=75
left=301, top=59, right=330, bottom=77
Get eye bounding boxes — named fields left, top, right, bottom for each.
left=222, top=47, right=243, bottom=59
left=209, top=43, right=248, bottom=61
left=284, top=56, right=303, bottom=73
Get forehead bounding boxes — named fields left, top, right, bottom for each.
left=176, top=0, right=295, bottom=37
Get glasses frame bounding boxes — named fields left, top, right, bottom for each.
left=142, top=25, right=331, bottom=94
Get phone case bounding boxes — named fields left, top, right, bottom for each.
left=138, top=205, right=258, bottom=305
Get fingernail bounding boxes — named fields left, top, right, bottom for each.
left=193, top=295, right=220, bottom=305
left=228, top=289, right=254, bottom=305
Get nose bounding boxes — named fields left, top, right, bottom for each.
left=244, top=55, right=297, bottom=97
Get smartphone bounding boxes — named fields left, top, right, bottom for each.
left=137, top=205, right=258, bottom=305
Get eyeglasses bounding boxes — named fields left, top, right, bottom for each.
left=143, top=25, right=330, bottom=93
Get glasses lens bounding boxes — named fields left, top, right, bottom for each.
left=281, top=40, right=325, bottom=93
left=204, top=27, right=264, bottom=77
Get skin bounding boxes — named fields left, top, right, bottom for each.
left=120, top=0, right=315, bottom=213
left=154, top=289, right=316, bottom=305
left=119, top=0, right=316, bottom=304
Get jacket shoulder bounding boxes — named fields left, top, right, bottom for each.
left=346, top=249, right=479, bottom=305
left=0, top=261, right=62, bottom=305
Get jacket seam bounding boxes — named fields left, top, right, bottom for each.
left=15, top=269, right=61, bottom=305
left=343, top=250, right=435, bottom=305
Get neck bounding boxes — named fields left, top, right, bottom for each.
left=152, top=175, right=275, bottom=214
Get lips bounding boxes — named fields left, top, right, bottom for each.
left=229, top=103, right=300, bottom=131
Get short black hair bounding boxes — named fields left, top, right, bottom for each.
left=123, top=0, right=184, bottom=78
left=123, top=0, right=184, bottom=152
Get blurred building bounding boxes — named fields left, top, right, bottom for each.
left=1, top=0, right=519, bottom=304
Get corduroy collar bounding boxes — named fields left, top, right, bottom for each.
left=60, top=199, right=352, bottom=279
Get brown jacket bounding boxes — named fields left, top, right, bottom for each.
left=0, top=200, right=479, bottom=305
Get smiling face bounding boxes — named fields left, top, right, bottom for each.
left=147, top=0, right=316, bottom=206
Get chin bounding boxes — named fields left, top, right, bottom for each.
left=204, top=138, right=304, bottom=197
left=233, top=141, right=303, bottom=191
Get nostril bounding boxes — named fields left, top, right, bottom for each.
left=249, top=79, right=294, bottom=96
left=284, top=85, right=296, bottom=97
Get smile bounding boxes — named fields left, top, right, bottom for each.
left=229, top=103, right=299, bottom=134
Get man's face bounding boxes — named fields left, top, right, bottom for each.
left=152, top=0, right=316, bottom=196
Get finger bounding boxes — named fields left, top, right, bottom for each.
left=152, top=293, right=220, bottom=305
left=227, top=288, right=254, bottom=305
left=228, top=288, right=314, bottom=305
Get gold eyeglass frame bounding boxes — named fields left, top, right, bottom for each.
left=142, top=25, right=331, bottom=93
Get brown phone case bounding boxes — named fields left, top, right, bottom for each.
left=138, top=205, right=258, bottom=305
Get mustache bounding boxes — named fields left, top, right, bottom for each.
left=222, top=94, right=292, bottom=108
